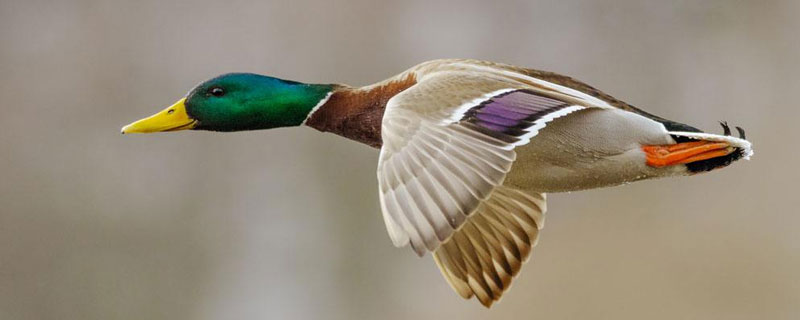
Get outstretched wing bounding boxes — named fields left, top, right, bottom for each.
left=377, top=62, right=611, bottom=305
left=379, top=66, right=601, bottom=252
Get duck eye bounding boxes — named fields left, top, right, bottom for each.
left=209, top=87, right=225, bottom=97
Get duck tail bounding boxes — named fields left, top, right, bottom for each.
left=643, top=122, right=753, bottom=173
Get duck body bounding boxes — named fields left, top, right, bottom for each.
left=122, top=59, right=752, bottom=307
left=507, top=107, right=684, bottom=192
left=304, top=59, right=748, bottom=191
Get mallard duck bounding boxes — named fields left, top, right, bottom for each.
left=122, top=59, right=753, bottom=307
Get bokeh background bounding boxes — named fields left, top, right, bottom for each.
left=1, top=0, right=798, bottom=319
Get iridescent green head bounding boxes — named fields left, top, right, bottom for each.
left=121, top=73, right=333, bottom=133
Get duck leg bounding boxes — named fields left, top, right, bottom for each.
left=642, top=141, right=734, bottom=167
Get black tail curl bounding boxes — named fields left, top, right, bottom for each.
left=675, top=120, right=747, bottom=173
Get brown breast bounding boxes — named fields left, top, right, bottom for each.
left=304, top=74, right=417, bottom=148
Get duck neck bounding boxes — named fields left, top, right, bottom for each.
left=304, top=74, right=417, bottom=148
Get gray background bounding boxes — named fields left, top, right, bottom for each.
left=1, top=0, right=797, bottom=319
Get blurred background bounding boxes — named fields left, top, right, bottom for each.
left=1, top=0, right=798, bottom=319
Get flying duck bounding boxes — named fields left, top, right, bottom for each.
left=121, top=59, right=753, bottom=307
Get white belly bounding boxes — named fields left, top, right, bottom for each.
left=503, top=108, right=687, bottom=192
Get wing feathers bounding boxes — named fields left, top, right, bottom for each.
left=433, top=187, right=545, bottom=307
left=379, top=88, right=569, bottom=253
left=377, top=66, right=591, bottom=305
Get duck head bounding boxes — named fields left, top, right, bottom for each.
left=121, top=73, right=333, bottom=133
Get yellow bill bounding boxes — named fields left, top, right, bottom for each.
left=121, top=98, right=197, bottom=134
